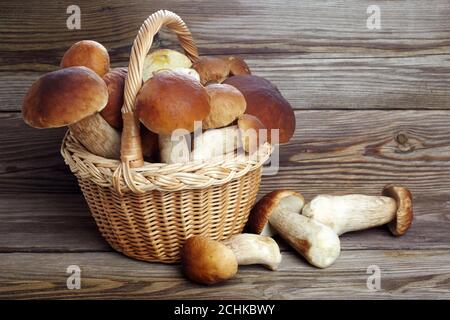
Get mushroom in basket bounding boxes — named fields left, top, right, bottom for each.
left=136, top=70, right=210, bottom=164
left=193, top=55, right=251, bottom=85
left=22, top=66, right=122, bottom=159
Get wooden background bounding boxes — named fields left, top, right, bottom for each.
left=1, top=0, right=450, bottom=299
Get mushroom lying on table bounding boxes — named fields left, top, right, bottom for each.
left=181, top=234, right=281, bottom=285
left=136, top=70, right=210, bottom=163
left=247, top=190, right=341, bottom=269
left=22, top=66, right=121, bottom=159
left=302, top=185, right=414, bottom=236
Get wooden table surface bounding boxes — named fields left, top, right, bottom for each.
left=1, top=0, right=450, bottom=299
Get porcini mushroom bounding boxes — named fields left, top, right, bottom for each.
left=182, top=236, right=238, bottom=285
left=181, top=233, right=282, bottom=285
left=136, top=70, right=210, bottom=163
left=302, top=185, right=413, bottom=236
left=191, top=114, right=265, bottom=161
left=100, top=67, right=128, bottom=130
left=22, top=66, right=121, bottom=159
left=60, top=40, right=110, bottom=77
left=222, top=233, right=282, bottom=271
left=247, top=190, right=341, bottom=268
left=202, top=83, right=246, bottom=130
left=224, top=75, right=296, bottom=143
left=193, top=55, right=251, bottom=86
left=142, top=49, right=192, bottom=82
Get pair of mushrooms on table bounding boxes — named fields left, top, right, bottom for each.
left=21, top=40, right=296, bottom=164
left=182, top=185, right=413, bottom=285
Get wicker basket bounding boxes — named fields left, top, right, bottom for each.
left=60, top=10, right=272, bottom=263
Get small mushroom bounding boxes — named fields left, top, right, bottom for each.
left=136, top=70, right=210, bottom=163
left=60, top=40, right=110, bottom=77
left=192, top=55, right=251, bottom=86
left=302, top=185, right=413, bottom=236
left=22, top=66, right=121, bottom=159
left=191, top=114, right=265, bottom=161
left=182, top=236, right=238, bottom=285
left=142, top=49, right=192, bottom=82
left=100, top=67, right=128, bottom=130
left=247, top=190, right=341, bottom=268
left=222, top=233, right=282, bottom=271
left=202, top=83, right=246, bottom=130
left=181, top=234, right=282, bottom=285
left=224, top=75, right=296, bottom=143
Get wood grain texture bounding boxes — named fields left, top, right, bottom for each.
left=1, top=0, right=450, bottom=111
left=0, top=250, right=448, bottom=299
left=1, top=111, right=449, bottom=252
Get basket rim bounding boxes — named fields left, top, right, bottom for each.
left=61, top=130, right=272, bottom=193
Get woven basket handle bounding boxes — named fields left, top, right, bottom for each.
left=120, top=10, right=199, bottom=170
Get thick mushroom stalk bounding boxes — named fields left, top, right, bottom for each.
left=222, top=234, right=282, bottom=271
left=247, top=190, right=341, bottom=268
left=69, top=113, right=120, bottom=159
left=22, top=66, right=121, bottom=159
left=191, top=114, right=265, bottom=161
left=159, top=133, right=190, bottom=164
left=302, top=185, right=413, bottom=236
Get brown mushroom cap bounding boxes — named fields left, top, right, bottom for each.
left=237, top=114, right=266, bottom=153
left=181, top=236, right=238, bottom=285
left=22, top=66, right=108, bottom=128
left=247, top=190, right=305, bottom=234
left=382, top=185, right=413, bottom=236
left=223, top=75, right=296, bottom=143
left=193, top=56, right=231, bottom=85
left=203, top=83, right=246, bottom=129
left=225, top=56, right=251, bottom=76
left=100, top=67, right=127, bottom=130
left=60, top=40, right=110, bottom=77
left=136, top=70, right=210, bottom=135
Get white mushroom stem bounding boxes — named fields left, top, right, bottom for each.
left=222, top=233, right=282, bottom=271
left=302, top=194, right=397, bottom=235
left=269, top=209, right=341, bottom=269
left=159, top=133, right=190, bottom=164
left=69, top=113, right=121, bottom=159
left=191, top=126, right=242, bottom=161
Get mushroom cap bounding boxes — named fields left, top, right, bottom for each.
left=237, top=114, right=266, bottom=153
left=203, top=83, right=246, bottom=129
left=22, top=66, right=108, bottom=128
left=136, top=70, right=210, bottom=135
left=247, top=190, right=305, bottom=234
left=225, top=56, right=251, bottom=76
left=60, top=40, right=110, bottom=77
left=223, top=75, right=296, bottom=143
left=193, top=56, right=231, bottom=85
left=142, top=49, right=192, bottom=82
left=382, top=185, right=413, bottom=236
left=181, top=236, right=238, bottom=285
left=154, top=67, right=200, bottom=82
left=100, top=67, right=127, bottom=129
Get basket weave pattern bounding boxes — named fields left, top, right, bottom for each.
left=60, top=10, right=271, bottom=263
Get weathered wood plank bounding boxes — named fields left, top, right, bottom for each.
left=1, top=0, right=449, bottom=59
left=4, top=52, right=450, bottom=112
left=2, top=0, right=450, bottom=111
left=1, top=110, right=450, bottom=252
left=1, top=111, right=450, bottom=195
left=0, top=191, right=448, bottom=252
left=0, top=250, right=448, bottom=299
